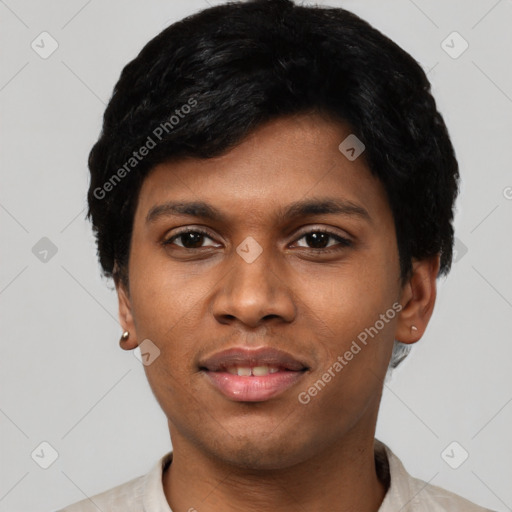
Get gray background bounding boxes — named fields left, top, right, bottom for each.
left=1, top=0, right=511, bottom=510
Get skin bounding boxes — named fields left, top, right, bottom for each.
left=116, top=113, right=440, bottom=512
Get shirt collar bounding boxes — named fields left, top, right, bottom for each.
left=142, top=451, right=173, bottom=512
left=142, top=439, right=403, bottom=511
left=375, top=438, right=423, bottom=511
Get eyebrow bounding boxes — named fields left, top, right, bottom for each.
left=145, top=197, right=372, bottom=225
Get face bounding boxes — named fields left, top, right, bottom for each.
left=119, top=113, right=418, bottom=470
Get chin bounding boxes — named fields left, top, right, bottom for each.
left=203, top=427, right=318, bottom=471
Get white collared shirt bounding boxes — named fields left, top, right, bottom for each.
left=57, top=439, right=495, bottom=511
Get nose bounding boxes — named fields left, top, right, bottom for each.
left=211, top=241, right=297, bottom=329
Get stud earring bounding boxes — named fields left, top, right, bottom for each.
left=120, top=330, right=130, bottom=343
left=411, top=325, right=418, bottom=332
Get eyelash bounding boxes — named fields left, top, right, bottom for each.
left=162, top=227, right=352, bottom=253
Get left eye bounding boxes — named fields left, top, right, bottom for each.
left=293, top=230, right=352, bottom=250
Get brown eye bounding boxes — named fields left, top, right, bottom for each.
left=294, top=229, right=352, bottom=251
left=163, top=229, right=219, bottom=249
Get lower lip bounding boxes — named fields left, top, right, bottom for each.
left=202, top=370, right=306, bottom=402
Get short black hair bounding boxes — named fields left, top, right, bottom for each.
left=87, top=0, right=459, bottom=291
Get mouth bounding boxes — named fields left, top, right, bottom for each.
left=199, top=347, right=310, bottom=402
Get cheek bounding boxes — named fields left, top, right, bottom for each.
left=298, top=263, right=398, bottom=397
left=303, top=256, right=396, bottom=334
left=128, top=258, right=213, bottom=384
left=129, top=251, right=201, bottom=336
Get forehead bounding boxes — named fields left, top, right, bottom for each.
left=134, top=114, right=391, bottom=228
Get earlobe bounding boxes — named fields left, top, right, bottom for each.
left=116, top=278, right=138, bottom=350
left=395, top=254, right=440, bottom=345
left=119, top=330, right=136, bottom=350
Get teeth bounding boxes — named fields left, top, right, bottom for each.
left=225, top=365, right=281, bottom=376
left=252, top=366, right=269, bottom=376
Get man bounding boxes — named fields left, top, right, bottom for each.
left=59, top=0, right=495, bottom=510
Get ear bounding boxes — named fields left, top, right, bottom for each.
left=395, top=254, right=440, bottom=344
left=116, top=277, right=138, bottom=350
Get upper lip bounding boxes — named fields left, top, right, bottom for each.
left=199, top=347, right=309, bottom=372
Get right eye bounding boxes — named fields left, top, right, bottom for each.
left=162, top=229, right=220, bottom=250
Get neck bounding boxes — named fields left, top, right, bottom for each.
left=163, top=424, right=388, bottom=512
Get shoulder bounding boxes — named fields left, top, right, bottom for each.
left=406, top=475, right=496, bottom=511
left=56, top=452, right=173, bottom=512
left=376, top=439, right=496, bottom=512
left=56, top=473, right=145, bottom=512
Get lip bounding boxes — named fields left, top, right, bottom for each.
left=199, top=347, right=310, bottom=402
